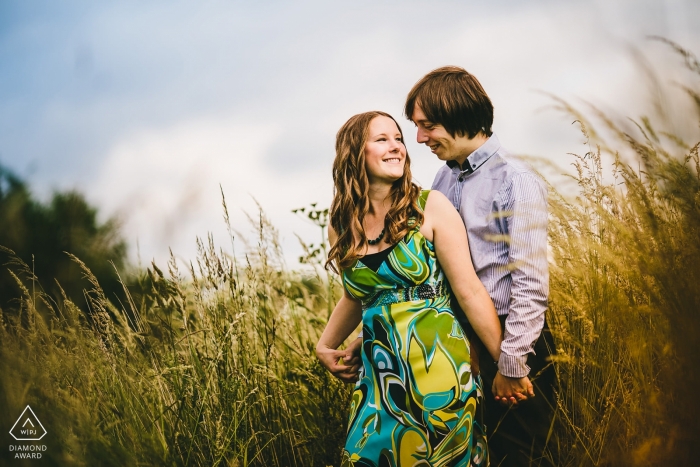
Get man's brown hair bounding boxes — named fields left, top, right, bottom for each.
left=404, top=66, right=493, bottom=139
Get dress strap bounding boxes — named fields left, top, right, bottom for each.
left=408, top=190, right=430, bottom=230
left=417, top=189, right=430, bottom=212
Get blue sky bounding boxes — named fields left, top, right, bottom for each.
left=1, top=0, right=699, bottom=267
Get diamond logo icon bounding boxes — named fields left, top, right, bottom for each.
left=9, top=406, right=47, bottom=441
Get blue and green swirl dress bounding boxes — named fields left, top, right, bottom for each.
left=341, top=190, right=488, bottom=467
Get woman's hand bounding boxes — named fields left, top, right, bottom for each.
left=343, top=336, right=363, bottom=370
left=316, top=289, right=363, bottom=382
left=316, top=337, right=362, bottom=383
left=492, top=373, right=535, bottom=406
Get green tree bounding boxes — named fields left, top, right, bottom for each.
left=0, top=165, right=127, bottom=316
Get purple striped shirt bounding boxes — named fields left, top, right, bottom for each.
left=431, top=134, right=549, bottom=378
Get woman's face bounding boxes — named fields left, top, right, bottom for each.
left=364, top=116, right=406, bottom=185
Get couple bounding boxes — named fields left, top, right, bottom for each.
left=316, top=67, right=554, bottom=466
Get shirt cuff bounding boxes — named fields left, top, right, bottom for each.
left=498, top=353, right=530, bottom=378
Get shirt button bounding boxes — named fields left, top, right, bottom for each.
left=458, top=177, right=463, bottom=182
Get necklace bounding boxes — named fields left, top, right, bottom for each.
left=367, top=228, right=385, bottom=245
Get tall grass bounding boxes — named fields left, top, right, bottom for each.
left=0, top=202, right=349, bottom=466
left=544, top=39, right=700, bottom=465
left=1, top=40, right=699, bottom=467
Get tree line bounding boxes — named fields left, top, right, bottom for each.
left=0, top=165, right=128, bottom=315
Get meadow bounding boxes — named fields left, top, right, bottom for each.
left=1, top=41, right=699, bottom=466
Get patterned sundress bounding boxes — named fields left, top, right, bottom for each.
left=341, top=190, right=488, bottom=467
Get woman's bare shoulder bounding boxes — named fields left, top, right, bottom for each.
left=421, top=190, right=463, bottom=239
left=423, top=189, right=453, bottom=217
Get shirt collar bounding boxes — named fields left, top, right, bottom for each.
left=446, top=133, right=501, bottom=174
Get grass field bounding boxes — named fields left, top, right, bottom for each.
left=1, top=42, right=699, bottom=466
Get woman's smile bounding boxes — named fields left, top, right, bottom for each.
left=383, top=157, right=402, bottom=163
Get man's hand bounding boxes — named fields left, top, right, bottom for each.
left=316, top=337, right=362, bottom=383
left=492, top=372, right=535, bottom=406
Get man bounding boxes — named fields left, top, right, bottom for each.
left=404, top=66, right=556, bottom=466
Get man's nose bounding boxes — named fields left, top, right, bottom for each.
left=416, top=128, right=429, bottom=143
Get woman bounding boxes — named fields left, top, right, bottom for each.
left=316, top=111, right=502, bottom=466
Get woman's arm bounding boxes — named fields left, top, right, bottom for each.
left=423, top=191, right=503, bottom=362
left=315, top=224, right=363, bottom=383
left=315, top=289, right=363, bottom=383
left=317, top=289, right=363, bottom=349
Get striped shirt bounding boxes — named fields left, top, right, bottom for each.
left=431, top=134, right=549, bottom=378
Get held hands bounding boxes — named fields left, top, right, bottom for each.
left=315, top=337, right=363, bottom=384
left=492, top=372, right=535, bottom=407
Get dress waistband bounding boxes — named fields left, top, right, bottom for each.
left=362, top=281, right=450, bottom=311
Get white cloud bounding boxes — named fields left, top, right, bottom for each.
left=90, top=117, right=332, bottom=266
left=2, top=0, right=699, bottom=268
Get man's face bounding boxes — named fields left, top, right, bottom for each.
left=411, top=103, right=475, bottom=165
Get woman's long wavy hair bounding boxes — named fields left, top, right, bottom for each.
left=326, top=111, right=423, bottom=274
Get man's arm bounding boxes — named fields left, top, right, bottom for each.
left=495, top=172, right=549, bottom=401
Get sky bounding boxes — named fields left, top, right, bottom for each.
left=1, top=0, right=699, bottom=270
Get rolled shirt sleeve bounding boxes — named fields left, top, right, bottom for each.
left=497, top=172, right=549, bottom=378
